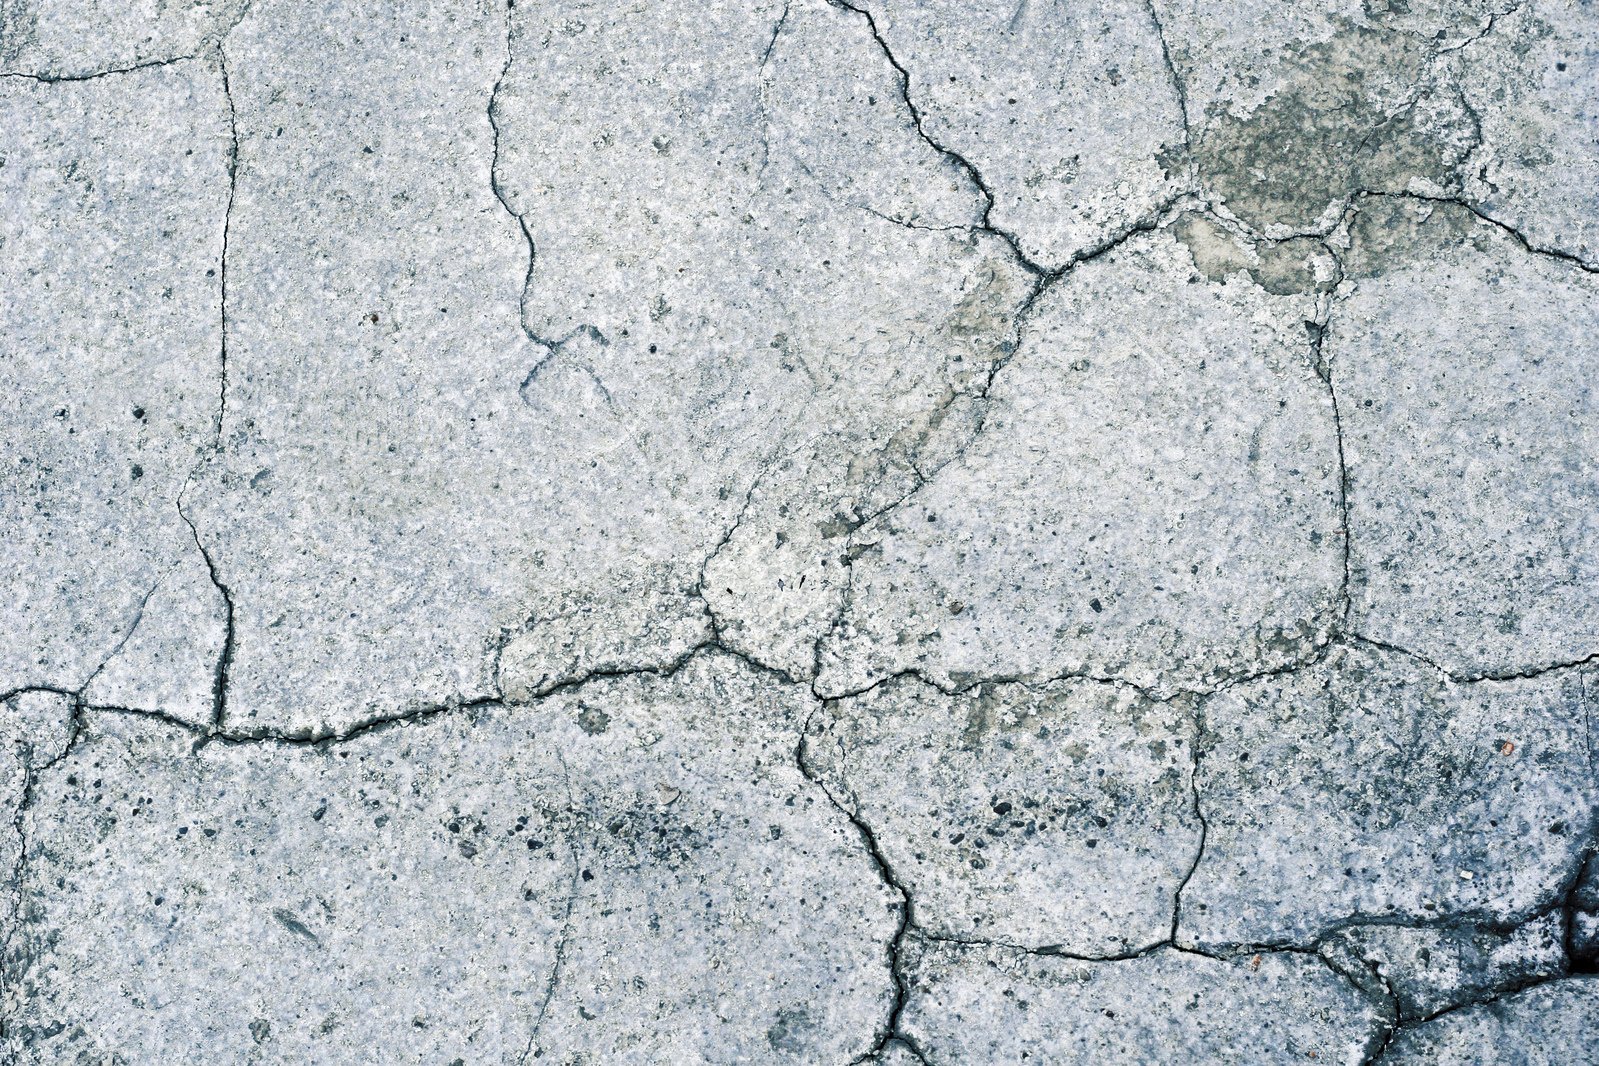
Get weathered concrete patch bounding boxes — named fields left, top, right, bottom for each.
left=0, top=62, right=227, bottom=701
left=1335, top=197, right=1599, bottom=677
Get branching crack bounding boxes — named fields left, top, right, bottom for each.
left=796, top=707, right=925, bottom=1064
left=823, top=0, right=1046, bottom=279
left=177, top=494, right=236, bottom=730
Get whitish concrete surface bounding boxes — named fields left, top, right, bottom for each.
left=3, top=0, right=1597, bottom=1062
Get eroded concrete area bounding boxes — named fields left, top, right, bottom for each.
left=2, top=0, right=1596, bottom=1062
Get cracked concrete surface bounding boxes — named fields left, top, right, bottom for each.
left=2, top=0, right=1596, bottom=1061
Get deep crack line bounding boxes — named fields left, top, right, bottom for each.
left=1361, top=190, right=1599, bottom=275
left=1307, top=288, right=1355, bottom=631
left=487, top=0, right=564, bottom=358
left=1142, top=0, right=1193, bottom=155
left=795, top=712, right=922, bottom=1063
left=0, top=55, right=198, bottom=82
left=176, top=496, right=236, bottom=731
left=1347, top=632, right=1599, bottom=686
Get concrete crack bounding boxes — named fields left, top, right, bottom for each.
left=214, top=44, right=238, bottom=448
left=1142, top=0, right=1192, bottom=155
left=1170, top=708, right=1210, bottom=948
left=1307, top=283, right=1355, bottom=632
left=177, top=494, right=236, bottom=731
left=1, top=689, right=83, bottom=1019
left=76, top=570, right=170, bottom=694
left=520, top=754, right=583, bottom=1065
left=0, top=55, right=197, bottom=82
left=1347, top=632, right=1599, bottom=685
left=823, top=0, right=1047, bottom=279
left=796, top=707, right=925, bottom=1064
left=1361, top=190, right=1599, bottom=274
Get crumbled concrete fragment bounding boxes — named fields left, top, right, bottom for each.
left=80, top=548, right=228, bottom=727
left=1335, top=198, right=1599, bottom=676
left=497, top=0, right=1030, bottom=686
left=6, top=711, right=573, bottom=1062
left=854, top=0, right=1187, bottom=270
left=0, top=62, right=226, bottom=697
left=819, top=223, right=1343, bottom=698
left=1322, top=913, right=1568, bottom=1022
left=899, top=939, right=1383, bottom=1063
left=497, top=0, right=1016, bottom=406
left=1457, top=0, right=1599, bottom=267
left=701, top=436, right=885, bottom=682
left=189, top=0, right=1029, bottom=734
left=1185, top=643, right=1596, bottom=948
left=7, top=654, right=894, bottom=1063
left=0, top=0, right=249, bottom=78
left=1379, top=977, right=1599, bottom=1064
left=807, top=677, right=1199, bottom=953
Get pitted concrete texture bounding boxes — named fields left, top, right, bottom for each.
left=2, top=1, right=1596, bottom=1063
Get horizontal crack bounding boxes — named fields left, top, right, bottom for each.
left=1347, top=633, right=1599, bottom=685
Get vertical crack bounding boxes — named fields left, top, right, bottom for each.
left=215, top=44, right=238, bottom=448
left=1142, top=0, right=1192, bottom=155
left=487, top=0, right=557, bottom=355
left=520, top=754, right=583, bottom=1064
left=795, top=710, right=927, bottom=1063
left=1304, top=256, right=1354, bottom=632
left=178, top=493, right=236, bottom=731
left=1169, top=705, right=1209, bottom=947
